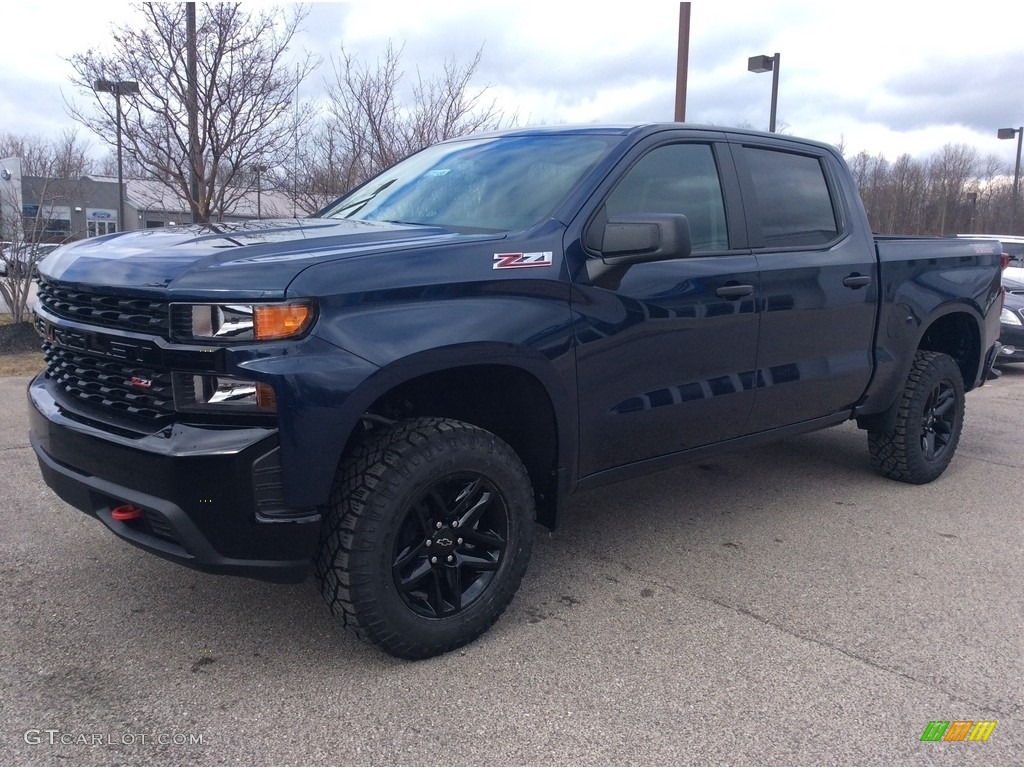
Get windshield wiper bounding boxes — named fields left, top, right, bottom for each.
left=332, top=178, right=399, bottom=218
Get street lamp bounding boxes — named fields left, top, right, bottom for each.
left=998, top=126, right=1023, bottom=234
left=93, top=79, right=140, bottom=233
left=747, top=52, right=780, bottom=133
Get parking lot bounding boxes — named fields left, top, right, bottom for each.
left=0, top=368, right=1021, bottom=765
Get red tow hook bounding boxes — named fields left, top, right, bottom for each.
left=111, top=503, right=144, bottom=522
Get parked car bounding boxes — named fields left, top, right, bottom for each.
left=0, top=242, right=60, bottom=278
left=29, top=124, right=1003, bottom=658
left=958, top=234, right=1024, bottom=282
left=998, top=276, right=1024, bottom=363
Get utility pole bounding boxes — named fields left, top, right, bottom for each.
left=186, top=2, right=203, bottom=223
left=674, top=3, right=691, bottom=122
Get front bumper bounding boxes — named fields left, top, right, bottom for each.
left=997, top=323, right=1024, bottom=363
left=28, top=375, right=321, bottom=583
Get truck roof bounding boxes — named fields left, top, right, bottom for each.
left=447, top=123, right=842, bottom=154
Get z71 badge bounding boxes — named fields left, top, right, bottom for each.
left=493, top=251, right=554, bottom=270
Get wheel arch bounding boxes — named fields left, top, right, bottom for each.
left=858, top=306, right=981, bottom=433
left=339, top=346, right=574, bottom=530
left=916, top=309, right=982, bottom=392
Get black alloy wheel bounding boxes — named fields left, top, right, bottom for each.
left=918, top=376, right=957, bottom=463
left=868, top=350, right=965, bottom=484
left=316, top=417, right=535, bottom=659
left=392, top=473, right=510, bottom=619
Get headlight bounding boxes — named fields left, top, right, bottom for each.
left=173, top=373, right=277, bottom=413
left=1001, top=307, right=1023, bottom=326
left=171, top=301, right=315, bottom=343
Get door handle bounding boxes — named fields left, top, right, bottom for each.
left=715, top=284, right=754, bottom=299
left=843, top=274, right=872, bottom=289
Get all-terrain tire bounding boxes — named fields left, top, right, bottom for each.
left=315, top=417, right=535, bottom=659
left=868, top=350, right=965, bottom=484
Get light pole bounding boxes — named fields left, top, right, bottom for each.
left=93, top=79, right=140, bottom=233
left=747, top=52, right=780, bottom=133
left=998, top=126, right=1023, bottom=234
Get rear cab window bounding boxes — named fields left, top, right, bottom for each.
left=739, top=146, right=842, bottom=248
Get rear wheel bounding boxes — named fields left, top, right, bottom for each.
left=868, top=350, right=965, bottom=484
left=316, top=417, right=535, bottom=659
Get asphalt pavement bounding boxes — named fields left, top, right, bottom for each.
left=1, top=369, right=1022, bottom=765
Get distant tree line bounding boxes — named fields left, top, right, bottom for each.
left=845, top=144, right=1019, bottom=236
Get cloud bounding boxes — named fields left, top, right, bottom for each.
left=2, top=0, right=1022, bottom=171
left=875, top=56, right=1020, bottom=134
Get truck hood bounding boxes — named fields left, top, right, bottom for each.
left=39, top=218, right=500, bottom=298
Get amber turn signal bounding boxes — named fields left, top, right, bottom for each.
left=256, top=381, right=277, bottom=411
left=253, top=303, right=313, bottom=340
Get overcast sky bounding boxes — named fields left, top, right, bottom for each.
left=2, top=0, right=1022, bottom=170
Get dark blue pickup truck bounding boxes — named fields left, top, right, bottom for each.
left=28, top=125, right=1004, bottom=658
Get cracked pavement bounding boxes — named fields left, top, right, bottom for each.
left=1, top=368, right=1022, bottom=765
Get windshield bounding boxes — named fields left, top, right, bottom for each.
left=321, top=135, right=613, bottom=232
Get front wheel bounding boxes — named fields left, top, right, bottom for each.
left=868, top=350, right=965, bottom=484
left=315, top=417, right=536, bottom=659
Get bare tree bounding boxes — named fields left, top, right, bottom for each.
left=927, top=143, right=978, bottom=235
left=97, top=149, right=148, bottom=179
left=66, top=2, right=317, bottom=224
left=0, top=129, right=94, bottom=179
left=1, top=133, right=95, bottom=322
left=849, top=151, right=893, bottom=232
left=0, top=159, right=29, bottom=321
left=887, top=154, right=928, bottom=234
left=971, top=154, right=1011, bottom=233
left=983, top=177, right=1017, bottom=234
left=323, top=42, right=510, bottom=190
left=2, top=178, right=74, bottom=323
left=274, top=124, right=361, bottom=216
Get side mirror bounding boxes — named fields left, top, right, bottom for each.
left=586, top=213, right=692, bottom=288
left=598, top=214, right=692, bottom=265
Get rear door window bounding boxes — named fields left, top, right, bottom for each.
left=742, top=147, right=839, bottom=247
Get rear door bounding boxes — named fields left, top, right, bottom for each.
left=570, top=135, right=760, bottom=477
left=729, top=138, right=878, bottom=432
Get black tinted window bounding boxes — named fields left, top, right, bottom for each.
left=605, top=144, right=729, bottom=252
left=744, top=147, right=839, bottom=247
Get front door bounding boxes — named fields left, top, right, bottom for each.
left=572, top=141, right=760, bottom=477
